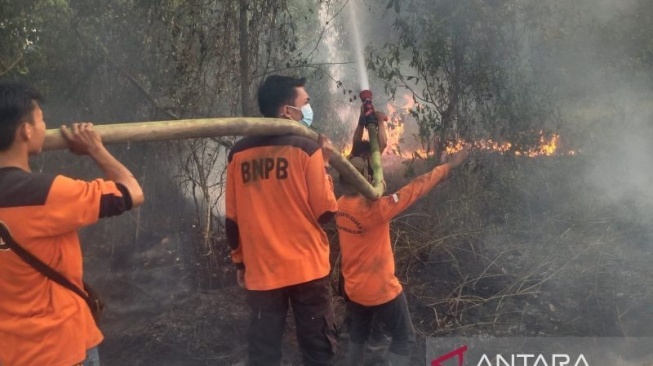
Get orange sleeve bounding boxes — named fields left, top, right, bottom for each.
left=378, top=164, right=450, bottom=221
left=225, top=161, right=243, bottom=265
left=306, top=149, right=337, bottom=224
left=37, top=175, right=128, bottom=237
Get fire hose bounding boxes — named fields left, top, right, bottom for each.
left=43, top=117, right=385, bottom=200
left=359, top=89, right=385, bottom=192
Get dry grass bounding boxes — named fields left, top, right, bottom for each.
left=381, top=153, right=653, bottom=343
left=98, top=152, right=653, bottom=365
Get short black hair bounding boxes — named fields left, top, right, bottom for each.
left=0, top=83, right=44, bottom=151
left=257, top=75, right=306, bottom=117
left=350, top=140, right=371, bottom=158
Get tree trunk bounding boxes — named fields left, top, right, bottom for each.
left=239, top=0, right=251, bottom=116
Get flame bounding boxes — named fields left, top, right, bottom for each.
left=340, top=94, right=415, bottom=157
left=444, top=133, right=575, bottom=157
left=384, top=95, right=413, bottom=157
left=341, top=145, right=353, bottom=156
left=340, top=95, right=575, bottom=158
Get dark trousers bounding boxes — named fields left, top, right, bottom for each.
left=343, top=300, right=387, bottom=343
left=246, top=276, right=337, bottom=366
left=348, top=292, right=416, bottom=356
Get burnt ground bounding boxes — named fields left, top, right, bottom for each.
left=92, top=154, right=653, bottom=365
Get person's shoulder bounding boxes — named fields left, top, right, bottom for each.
left=229, top=135, right=319, bottom=161
left=230, top=135, right=258, bottom=153
left=0, top=168, right=57, bottom=207
left=272, top=134, right=319, bottom=155
left=1, top=168, right=56, bottom=188
left=228, top=136, right=263, bottom=161
left=379, top=192, right=400, bottom=206
left=338, top=194, right=374, bottom=208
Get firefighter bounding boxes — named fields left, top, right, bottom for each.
left=337, top=144, right=469, bottom=366
left=0, top=83, right=144, bottom=366
left=338, top=108, right=389, bottom=344
left=225, top=75, right=338, bottom=366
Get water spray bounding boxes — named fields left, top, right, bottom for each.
left=346, top=1, right=385, bottom=193
left=347, top=1, right=369, bottom=91
left=347, top=3, right=377, bottom=129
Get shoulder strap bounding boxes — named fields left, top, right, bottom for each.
left=0, top=220, right=92, bottom=306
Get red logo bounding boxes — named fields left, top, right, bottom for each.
left=431, top=345, right=468, bottom=366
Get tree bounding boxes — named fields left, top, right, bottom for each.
left=369, top=0, right=563, bottom=156
left=0, top=0, right=347, bottom=287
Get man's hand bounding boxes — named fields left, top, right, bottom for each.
left=359, top=106, right=388, bottom=127
left=446, top=146, right=470, bottom=168
left=374, top=111, right=389, bottom=153
left=236, top=269, right=246, bottom=288
left=318, top=133, right=334, bottom=167
left=374, top=111, right=388, bottom=125
left=358, top=106, right=366, bottom=126
left=60, top=122, right=144, bottom=207
left=60, top=123, right=104, bottom=155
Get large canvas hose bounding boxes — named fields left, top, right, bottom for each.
left=43, top=118, right=385, bottom=200
left=365, top=124, right=384, bottom=191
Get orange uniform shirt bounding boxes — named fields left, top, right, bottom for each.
left=336, top=164, right=450, bottom=306
left=225, top=134, right=337, bottom=290
left=0, top=167, right=132, bottom=366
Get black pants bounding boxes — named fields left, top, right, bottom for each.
left=343, top=300, right=386, bottom=342
left=246, top=276, right=337, bottom=366
left=348, top=291, right=416, bottom=356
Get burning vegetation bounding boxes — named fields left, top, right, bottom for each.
left=342, top=95, right=576, bottom=160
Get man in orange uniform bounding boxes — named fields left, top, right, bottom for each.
left=225, top=75, right=338, bottom=366
left=0, top=83, right=145, bottom=366
left=338, top=110, right=388, bottom=339
left=337, top=147, right=469, bottom=366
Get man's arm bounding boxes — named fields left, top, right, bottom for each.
left=354, top=111, right=387, bottom=152
left=379, top=147, right=468, bottom=220
left=225, top=161, right=243, bottom=266
left=32, top=122, right=149, bottom=236
left=60, top=123, right=144, bottom=207
left=352, top=124, right=365, bottom=146
left=224, top=160, right=245, bottom=287
left=376, top=112, right=388, bottom=154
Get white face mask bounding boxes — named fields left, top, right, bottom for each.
left=289, top=104, right=314, bottom=127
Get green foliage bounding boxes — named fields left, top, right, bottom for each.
left=0, top=0, right=330, bottom=285
left=0, top=0, right=67, bottom=77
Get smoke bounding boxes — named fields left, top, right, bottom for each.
left=583, top=90, right=653, bottom=229
left=591, top=0, right=639, bottom=22
left=345, top=0, right=653, bottom=338
left=529, top=0, right=653, bottom=337
left=587, top=98, right=653, bottom=194
left=559, top=0, right=653, bottom=226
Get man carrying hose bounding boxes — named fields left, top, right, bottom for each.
left=337, top=136, right=469, bottom=365
left=225, top=75, right=338, bottom=366
left=0, top=83, right=145, bottom=366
